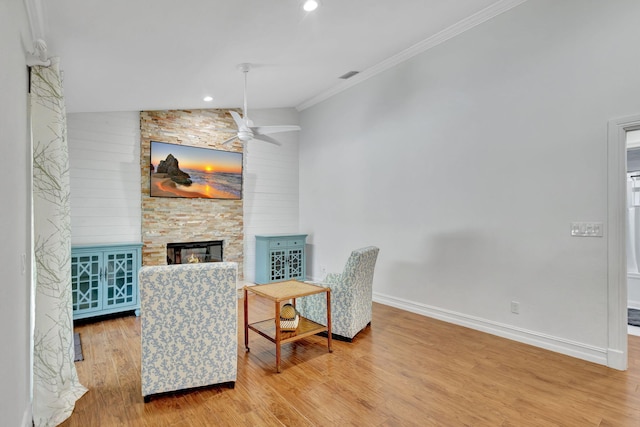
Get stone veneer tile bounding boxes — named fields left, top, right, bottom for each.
left=140, top=109, right=244, bottom=279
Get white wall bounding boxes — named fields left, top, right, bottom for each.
left=299, top=0, right=640, bottom=365
left=67, top=108, right=300, bottom=283
left=68, top=111, right=142, bottom=244
left=0, top=1, right=33, bottom=425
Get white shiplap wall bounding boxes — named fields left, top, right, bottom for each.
left=241, top=108, right=301, bottom=284
left=67, top=108, right=301, bottom=282
left=68, top=111, right=142, bottom=244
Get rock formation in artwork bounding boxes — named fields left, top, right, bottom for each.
left=156, top=154, right=192, bottom=186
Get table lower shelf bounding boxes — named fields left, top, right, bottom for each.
left=247, top=316, right=327, bottom=345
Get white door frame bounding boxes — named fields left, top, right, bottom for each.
left=607, top=114, right=640, bottom=370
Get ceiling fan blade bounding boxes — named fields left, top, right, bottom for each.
left=251, top=125, right=301, bottom=135
left=222, top=134, right=239, bottom=145
left=251, top=133, right=282, bottom=146
left=229, top=110, right=246, bottom=129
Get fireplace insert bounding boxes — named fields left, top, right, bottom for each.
left=166, top=240, right=223, bottom=264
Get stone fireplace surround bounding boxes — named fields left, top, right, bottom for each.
left=140, top=109, right=244, bottom=280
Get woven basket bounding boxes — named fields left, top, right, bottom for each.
left=280, top=303, right=300, bottom=331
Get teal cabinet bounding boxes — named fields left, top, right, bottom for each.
left=255, top=234, right=307, bottom=284
left=71, top=243, right=142, bottom=320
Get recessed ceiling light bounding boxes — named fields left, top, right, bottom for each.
left=203, top=96, right=213, bottom=102
left=303, top=0, right=318, bottom=12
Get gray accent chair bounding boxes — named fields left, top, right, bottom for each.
left=297, top=246, right=380, bottom=342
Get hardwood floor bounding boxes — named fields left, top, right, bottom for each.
left=61, top=297, right=640, bottom=426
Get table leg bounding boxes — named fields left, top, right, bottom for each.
left=326, top=289, right=333, bottom=353
left=244, top=287, right=249, bottom=352
left=275, top=302, right=281, bottom=373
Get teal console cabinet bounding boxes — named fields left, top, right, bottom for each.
left=71, top=243, right=142, bottom=320
left=255, top=234, right=307, bottom=284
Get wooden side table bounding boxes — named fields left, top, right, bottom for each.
left=244, top=280, right=332, bottom=373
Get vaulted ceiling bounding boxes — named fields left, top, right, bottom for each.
left=37, top=0, right=526, bottom=113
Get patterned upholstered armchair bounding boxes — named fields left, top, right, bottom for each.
left=297, top=246, right=379, bottom=342
left=139, top=262, right=238, bottom=402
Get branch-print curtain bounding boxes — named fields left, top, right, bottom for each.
left=31, top=58, right=87, bottom=427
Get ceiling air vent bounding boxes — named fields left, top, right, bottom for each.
left=339, top=71, right=359, bottom=80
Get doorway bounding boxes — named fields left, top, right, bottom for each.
left=606, top=114, right=640, bottom=370
left=626, top=130, right=640, bottom=337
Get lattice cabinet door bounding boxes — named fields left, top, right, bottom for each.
left=104, top=250, right=138, bottom=309
left=71, top=252, right=103, bottom=315
left=269, top=249, right=288, bottom=282
left=287, top=248, right=304, bottom=280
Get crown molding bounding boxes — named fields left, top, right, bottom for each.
left=296, top=0, right=529, bottom=111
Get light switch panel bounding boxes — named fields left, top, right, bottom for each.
left=570, top=222, right=603, bottom=237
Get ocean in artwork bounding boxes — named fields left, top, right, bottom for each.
left=182, top=168, right=242, bottom=199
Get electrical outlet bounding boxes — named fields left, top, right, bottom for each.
left=511, top=301, right=520, bottom=314
left=570, top=222, right=603, bottom=237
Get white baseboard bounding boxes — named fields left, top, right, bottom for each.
left=607, top=348, right=627, bottom=370
left=236, top=280, right=256, bottom=299
left=373, top=292, right=609, bottom=367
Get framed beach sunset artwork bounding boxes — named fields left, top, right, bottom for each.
left=149, top=141, right=243, bottom=199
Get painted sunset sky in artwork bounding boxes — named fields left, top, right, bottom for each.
left=150, top=141, right=242, bottom=174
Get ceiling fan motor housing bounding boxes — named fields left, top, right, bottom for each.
left=238, top=130, right=253, bottom=142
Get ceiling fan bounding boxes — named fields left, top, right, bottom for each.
left=219, top=63, right=300, bottom=146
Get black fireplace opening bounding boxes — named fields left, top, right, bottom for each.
left=166, top=240, right=223, bottom=264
